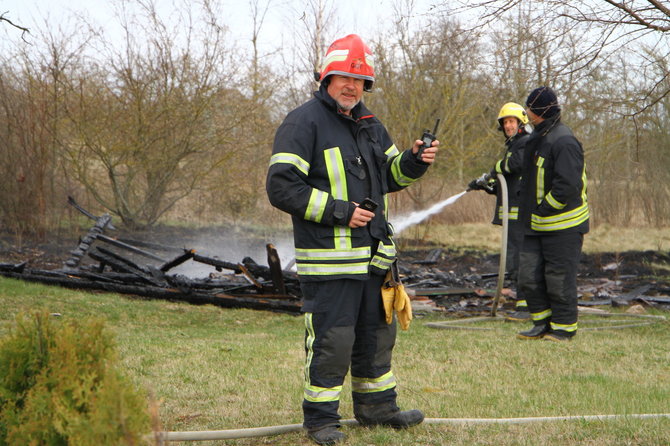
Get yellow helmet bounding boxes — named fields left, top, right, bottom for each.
left=497, top=102, right=528, bottom=129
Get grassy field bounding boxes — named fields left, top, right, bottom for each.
left=1, top=275, right=669, bottom=445
left=394, top=222, right=670, bottom=254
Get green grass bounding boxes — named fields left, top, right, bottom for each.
left=1, top=277, right=669, bottom=445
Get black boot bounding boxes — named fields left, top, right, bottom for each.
left=505, top=310, right=530, bottom=322
left=379, top=409, right=425, bottom=429
left=517, top=324, right=549, bottom=340
left=544, top=330, right=575, bottom=342
left=306, top=425, right=346, bottom=445
left=355, top=403, right=424, bottom=429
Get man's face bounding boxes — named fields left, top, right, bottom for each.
left=526, top=108, right=542, bottom=125
left=502, top=117, right=520, bottom=138
left=327, top=75, right=364, bottom=114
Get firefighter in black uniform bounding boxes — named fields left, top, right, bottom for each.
left=516, top=86, right=589, bottom=342
left=266, top=34, right=439, bottom=445
left=468, top=102, right=531, bottom=321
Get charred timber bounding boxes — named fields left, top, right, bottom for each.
left=191, top=253, right=298, bottom=282
left=97, top=234, right=167, bottom=263
left=63, top=213, right=112, bottom=270
left=88, top=247, right=167, bottom=287
left=0, top=269, right=301, bottom=314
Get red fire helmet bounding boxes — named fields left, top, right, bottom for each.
left=315, top=34, right=375, bottom=92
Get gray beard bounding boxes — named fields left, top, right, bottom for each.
left=336, top=99, right=359, bottom=112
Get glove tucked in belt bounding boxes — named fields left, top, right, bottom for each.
left=381, top=263, right=412, bottom=330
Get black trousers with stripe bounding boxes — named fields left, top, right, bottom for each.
left=300, top=274, right=398, bottom=429
left=518, top=232, right=584, bottom=330
left=506, top=219, right=526, bottom=306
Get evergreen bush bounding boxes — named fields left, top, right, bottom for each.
left=0, top=312, right=151, bottom=445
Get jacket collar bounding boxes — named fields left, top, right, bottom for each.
left=533, top=114, right=561, bottom=136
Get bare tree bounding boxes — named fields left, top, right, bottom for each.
left=275, top=0, right=338, bottom=110
left=455, top=0, right=670, bottom=116
left=59, top=0, right=244, bottom=229
left=368, top=5, right=496, bottom=214
left=0, top=23, right=90, bottom=239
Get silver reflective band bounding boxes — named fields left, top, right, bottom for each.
left=269, top=152, right=310, bottom=176
left=295, top=247, right=371, bottom=260
left=297, top=262, right=369, bottom=275
left=351, top=372, right=397, bottom=393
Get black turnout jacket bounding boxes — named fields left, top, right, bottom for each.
left=266, top=85, right=430, bottom=281
left=518, top=115, right=589, bottom=235
left=490, top=130, right=529, bottom=225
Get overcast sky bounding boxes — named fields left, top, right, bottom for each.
left=1, top=0, right=441, bottom=53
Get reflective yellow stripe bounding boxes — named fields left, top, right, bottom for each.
left=390, top=154, right=418, bottom=187
left=550, top=321, right=578, bottom=332
left=325, top=147, right=347, bottom=201
left=535, top=156, right=545, bottom=205
left=370, top=240, right=396, bottom=271
left=305, top=189, right=328, bottom=222
left=503, top=152, right=512, bottom=173
left=531, top=308, right=552, bottom=322
left=494, top=159, right=503, bottom=174
left=351, top=371, right=397, bottom=394
left=304, top=384, right=342, bottom=402
left=384, top=144, right=399, bottom=158
left=269, top=152, right=310, bottom=176
left=498, top=206, right=518, bottom=220
left=304, top=313, right=343, bottom=402
left=370, top=257, right=394, bottom=270
left=545, top=191, right=566, bottom=210
left=324, top=147, right=352, bottom=249
left=304, top=313, right=315, bottom=384
left=531, top=203, right=589, bottom=231
left=581, top=166, right=588, bottom=203
left=297, top=262, right=370, bottom=276
left=296, top=245, right=370, bottom=276
left=295, top=247, right=371, bottom=260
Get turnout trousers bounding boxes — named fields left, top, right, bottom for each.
left=506, top=220, right=527, bottom=308
left=518, top=232, right=584, bottom=335
left=300, top=274, right=398, bottom=430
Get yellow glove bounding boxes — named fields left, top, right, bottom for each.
left=394, top=283, right=412, bottom=330
left=381, top=271, right=413, bottom=330
left=381, top=271, right=395, bottom=325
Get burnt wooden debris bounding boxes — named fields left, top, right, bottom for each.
left=1, top=198, right=669, bottom=315
left=0, top=199, right=303, bottom=313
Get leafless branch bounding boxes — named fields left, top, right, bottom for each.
left=0, top=11, right=30, bottom=42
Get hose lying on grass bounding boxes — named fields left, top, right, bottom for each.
left=151, top=413, right=670, bottom=441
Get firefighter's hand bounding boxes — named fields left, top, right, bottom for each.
left=411, top=139, right=439, bottom=164
left=467, top=178, right=483, bottom=191
left=349, top=203, right=374, bottom=228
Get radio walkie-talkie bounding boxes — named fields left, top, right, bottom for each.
left=417, top=118, right=441, bottom=159
left=359, top=198, right=378, bottom=212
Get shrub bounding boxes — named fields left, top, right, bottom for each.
left=0, top=312, right=150, bottom=445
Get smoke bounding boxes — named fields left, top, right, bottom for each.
left=161, top=191, right=469, bottom=278
left=159, top=232, right=296, bottom=278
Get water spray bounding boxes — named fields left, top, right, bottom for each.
left=391, top=190, right=468, bottom=235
